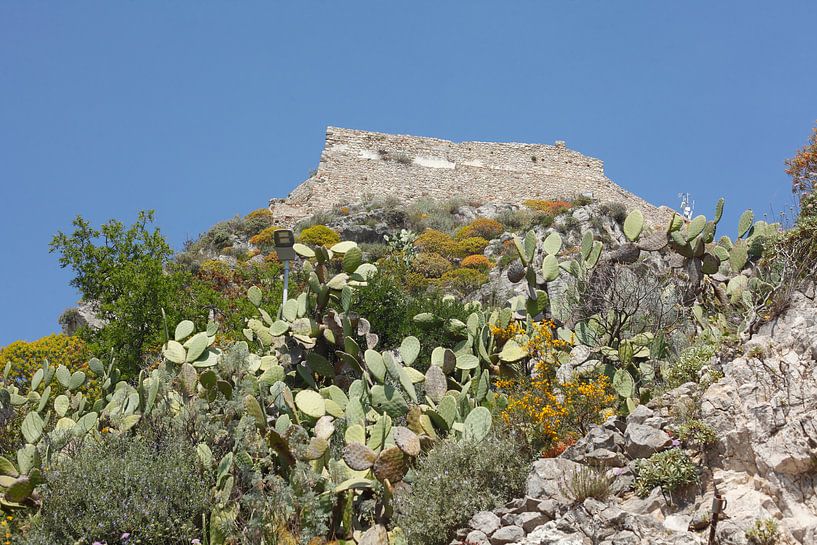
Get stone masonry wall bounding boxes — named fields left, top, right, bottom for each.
left=270, top=127, right=673, bottom=226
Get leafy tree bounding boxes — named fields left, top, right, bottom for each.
left=50, top=211, right=193, bottom=375
left=786, top=122, right=817, bottom=196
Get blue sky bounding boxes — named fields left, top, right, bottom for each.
left=1, top=1, right=815, bottom=345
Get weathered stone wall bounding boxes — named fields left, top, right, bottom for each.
left=271, top=127, right=673, bottom=226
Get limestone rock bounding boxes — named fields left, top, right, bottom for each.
left=469, top=511, right=501, bottom=536
left=624, top=423, right=672, bottom=459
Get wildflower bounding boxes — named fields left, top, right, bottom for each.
left=121, top=533, right=131, bottom=541
left=191, top=540, right=202, bottom=545
left=672, top=439, right=681, bottom=448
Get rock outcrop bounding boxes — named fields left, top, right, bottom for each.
left=451, top=287, right=817, bottom=545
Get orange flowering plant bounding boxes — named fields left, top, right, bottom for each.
left=495, top=320, right=616, bottom=455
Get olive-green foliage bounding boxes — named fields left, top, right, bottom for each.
left=30, top=433, right=209, bottom=544
left=664, top=340, right=719, bottom=389
left=456, top=236, right=490, bottom=256
left=634, top=448, right=699, bottom=498
left=412, top=252, right=453, bottom=278
left=572, top=194, right=594, bottom=207
left=560, top=464, right=613, bottom=503
left=298, top=224, right=341, bottom=247
left=393, top=430, right=531, bottom=545
left=598, top=202, right=628, bottom=225
left=437, top=268, right=489, bottom=294
left=745, top=517, right=780, bottom=545
left=496, top=208, right=554, bottom=232
left=677, top=419, right=718, bottom=450
left=353, top=272, right=472, bottom=369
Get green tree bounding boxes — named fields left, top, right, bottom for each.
left=50, top=211, right=192, bottom=375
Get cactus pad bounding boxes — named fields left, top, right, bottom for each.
left=342, top=442, right=377, bottom=471
left=372, top=446, right=407, bottom=483
left=393, top=426, right=421, bottom=457
left=294, top=390, right=325, bottom=419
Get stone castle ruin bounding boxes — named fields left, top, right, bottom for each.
left=270, top=127, right=672, bottom=226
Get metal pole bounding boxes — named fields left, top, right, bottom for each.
left=283, top=260, right=290, bottom=304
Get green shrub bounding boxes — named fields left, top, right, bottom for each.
left=560, top=464, right=613, bottom=503
left=677, top=419, right=718, bottom=450
left=393, top=430, right=530, bottom=545
left=352, top=272, right=472, bottom=367
left=413, top=253, right=453, bottom=278
left=31, top=433, right=210, bottom=544
left=664, top=341, right=719, bottom=388
left=437, top=268, right=488, bottom=294
left=745, top=517, right=780, bottom=545
left=298, top=224, right=341, bottom=247
left=456, top=236, right=490, bottom=256
left=572, top=194, right=594, bottom=207
left=634, top=448, right=699, bottom=498
left=598, top=202, right=628, bottom=225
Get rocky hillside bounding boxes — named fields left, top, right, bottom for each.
left=449, top=286, right=817, bottom=545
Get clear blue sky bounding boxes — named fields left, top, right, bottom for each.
left=1, top=1, right=815, bottom=345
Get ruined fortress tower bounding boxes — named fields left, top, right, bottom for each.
left=270, top=127, right=671, bottom=226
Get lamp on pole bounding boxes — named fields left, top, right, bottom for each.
left=272, top=229, right=297, bottom=303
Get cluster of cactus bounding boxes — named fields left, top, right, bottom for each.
left=0, top=349, right=168, bottom=508
left=621, top=201, right=780, bottom=335
left=155, top=239, right=501, bottom=543
left=497, top=199, right=779, bottom=410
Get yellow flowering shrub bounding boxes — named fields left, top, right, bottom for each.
left=454, top=218, right=504, bottom=241
left=489, top=321, right=525, bottom=345
left=461, top=254, right=495, bottom=272
left=245, top=208, right=273, bottom=220
left=455, top=237, right=490, bottom=257
left=0, top=334, right=89, bottom=386
left=249, top=226, right=282, bottom=248
left=414, top=229, right=459, bottom=257
left=496, top=321, right=615, bottom=453
left=523, top=199, right=572, bottom=216
left=298, top=225, right=341, bottom=247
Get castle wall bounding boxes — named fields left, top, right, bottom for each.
left=271, top=127, right=672, bottom=226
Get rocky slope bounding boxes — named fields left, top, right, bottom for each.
left=450, top=286, right=817, bottom=545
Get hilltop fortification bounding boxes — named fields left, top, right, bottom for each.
left=270, top=127, right=672, bottom=225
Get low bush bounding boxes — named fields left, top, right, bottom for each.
left=572, top=194, right=594, bottom=207
left=454, top=217, right=504, bottom=241
left=455, top=236, right=490, bottom=256
left=298, top=224, right=341, bottom=247
left=677, top=419, right=718, bottom=450
left=461, top=254, right=494, bottom=271
left=524, top=199, right=572, bottom=216
left=413, top=252, right=453, bottom=278
left=745, top=517, right=780, bottom=545
left=560, top=464, right=613, bottom=503
left=498, top=323, right=615, bottom=453
left=249, top=226, right=281, bottom=249
left=414, top=228, right=459, bottom=257
left=393, top=429, right=531, bottom=545
left=634, top=448, right=699, bottom=499
left=0, top=334, right=89, bottom=388
left=30, top=433, right=210, bottom=544
left=598, top=202, right=628, bottom=225
left=664, top=340, right=719, bottom=389
left=436, top=268, right=488, bottom=293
